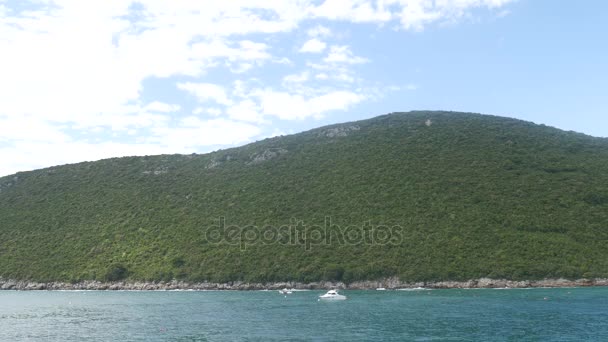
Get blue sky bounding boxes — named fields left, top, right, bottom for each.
left=0, top=0, right=606, bottom=177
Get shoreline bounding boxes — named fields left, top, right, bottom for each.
left=1, top=277, right=608, bottom=291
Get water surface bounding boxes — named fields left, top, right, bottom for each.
left=1, top=287, right=607, bottom=341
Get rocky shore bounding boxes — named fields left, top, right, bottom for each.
left=1, top=277, right=608, bottom=291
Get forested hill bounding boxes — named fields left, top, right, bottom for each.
left=1, top=111, right=608, bottom=284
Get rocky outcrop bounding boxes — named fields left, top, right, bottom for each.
left=142, top=167, right=169, bottom=175
left=1, top=277, right=607, bottom=291
left=247, top=148, right=288, bottom=165
left=205, top=155, right=234, bottom=169
left=319, top=125, right=360, bottom=138
left=0, top=176, right=19, bottom=193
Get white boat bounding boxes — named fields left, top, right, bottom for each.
left=376, top=287, right=386, bottom=291
left=278, top=288, right=293, bottom=294
left=319, top=289, right=347, bottom=300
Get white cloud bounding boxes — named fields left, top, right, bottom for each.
left=0, top=0, right=516, bottom=176
left=497, top=9, right=511, bottom=18
left=0, top=0, right=515, bottom=126
left=206, top=108, right=224, bottom=117
left=311, top=0, right=393, bottom=23
left=324, top=45, right=368, bottom=64
left=388, top=0, right=516, bottom=31
left=283, top=71, right=311, bottom=84
left=238, top=40, right=272, bottom=60
left=315, top=73, right=329, bottom=80
left=273, top=57, right=293, bottom=65
left=299, top=38, right=327, bottom=53
left=0, top=6, right=140, bottom=123
left=335, top=73, right=356, bottom=83
left=307, top=25, right=332, bottom=38
left=308, top=63, right=359, bottom=83
left=230, top=63, right=254, bottom=74
left=254, top=89, right=365, bottom=120
left=0, top=1, right=297, bottom=128
left=192, top=107, right=224, bottom=117
left=145, top=101, right=181, bottom=113
left=0, top=116, right=70, bottom=143
left=180, top=116, right=205, bottom=127
left=226, top=100, right=266, bottom=123
left=232, top=80, right=251, bottom=98
left=309, top=0, right=516, bottom=30
left=102, top=112, right=171, bottom=132
left=178, top=82, right=233, bottom=106
left=149, top=118, right=262, bottom=149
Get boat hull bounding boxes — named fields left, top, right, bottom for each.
left=319, top=295, right=347, bottom=300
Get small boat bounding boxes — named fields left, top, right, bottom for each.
left=278, top=288, right=293, bottom=295
left=376, top=287, right=386, bottom=291
left=319, top=289, right=347, bottom=300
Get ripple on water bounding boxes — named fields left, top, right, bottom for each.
left=0, top=288, right=607, bottom=341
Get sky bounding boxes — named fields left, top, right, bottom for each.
left=0, top=0, right=607, bottom=177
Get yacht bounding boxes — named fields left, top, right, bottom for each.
left=319, top=289, right=347, bottom=300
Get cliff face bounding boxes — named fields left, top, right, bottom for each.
left=1, top=111, right=608, bottom=284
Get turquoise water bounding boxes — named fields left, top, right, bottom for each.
left=1, top=288, right=607, bottom=341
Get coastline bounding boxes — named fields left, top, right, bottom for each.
left=1, top=277, right=608, bottom=291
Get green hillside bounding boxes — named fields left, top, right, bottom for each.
left=1, top=111, right=608, bottom=284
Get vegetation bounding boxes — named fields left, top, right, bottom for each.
left=1, top=111, right=608, bottom=283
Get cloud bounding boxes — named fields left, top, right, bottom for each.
left=181, top=77, right=363, bottom=122
left=100, top=112, right=171, bottom=132
left=311, top=0, right=393, bottom=23
left=194, top=107, right=223, bottom=117
left=0, top=116, right=70, bottom=143
left=72, top=110, right=172, bottom=132
left=0, top=0, right=514, bottom=121
left=0, top=0, right=516, bottom=176
left=388, top=0, right=517, bottom=31
left=309, top=0, right=516, bottom=30
left=0, top=1, right=293, bottom=126
left=149, top=118, right=262, bottom=149
left=145, top=101, right=181, bottom=113
left=497, top=9, right=511, bottom=18
left=189, top=39, right=272, bottom=67
left=283, top=71, right=311, bottom=84
left=225, top=100, right=266, bottom=124
left=307, top=25, right=332, bottom=38
left=324, top=45, right=368, bottom=64
left=315, top=73, right=329, bottom=80
left=178, top=82, right=233, bottom=106
left=299, top=38, right=327, bottom=53
left=253, top=89, right=365, bottom=120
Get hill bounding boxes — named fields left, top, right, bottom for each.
left=1, top=111, right=608, bottom=284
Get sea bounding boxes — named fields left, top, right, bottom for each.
left=1, top=287, right=607, bottom=341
